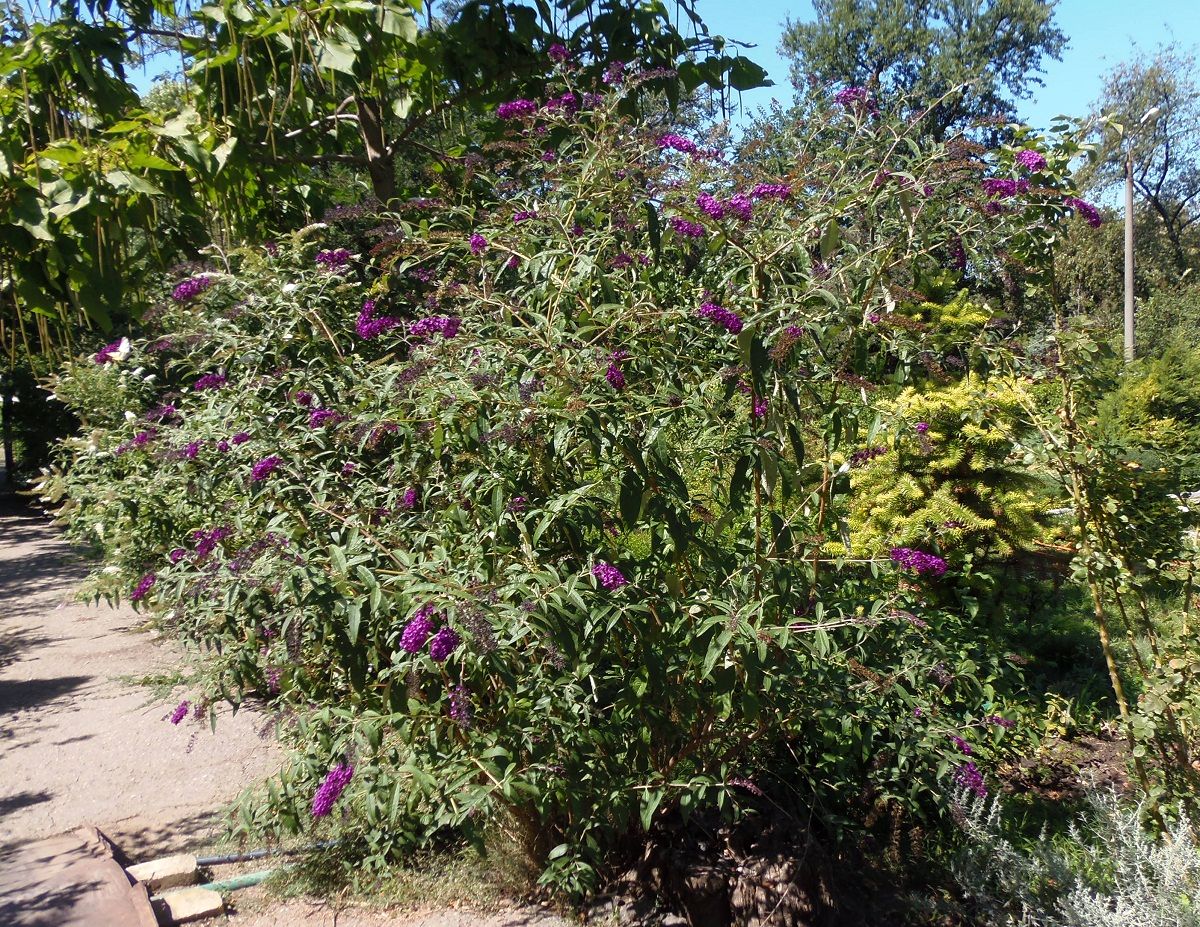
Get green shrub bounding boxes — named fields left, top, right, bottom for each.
left=42, top=82, right=1092, bottom=893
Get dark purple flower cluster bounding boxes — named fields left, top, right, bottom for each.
left=987, top=715, right=1017, bottom=729
left=448, top=684, right=473, bottom=726
left=950, top=735, right=973, bottom=755
left=144, top=404, right=177, bottom=423
left=169, top=700, right=190, bottom=725
left=697, top=302, right=744, bottom=334
left=915, top=421, right=930, bottom=434
left=752, top=396, right=769, bottom=418
left=544, top=92, right=579, bottom=114
left=603, top=61, right=626, bottom=85
left=94, top=339, right=128, bottom=365
left=1015, top=149, right=1047, bottom=172
left=430, top=627, right=460, bottom=662
left=409, top=316, right=461, bottom=340
left=251, top=455, right=282, bottom=482
left=547, top=43, right=570, bottom=62
left=751, top=183, right=791, bottom=200
left=834, top=86, right=871, bottom=107
left=727, top=193, right=753, bottom=221
left=191, top=525, right=232, bottom=558
left=400, top=487, right=418, bottom=510
left=131, top=572, right=157, bottom=602
left=172, top=440, right=202, bottom=461
left=309, top=409, right=345, bottom=428
left=315, top=248, right=352, bottom=269
left=497, top=99, right=538, bottom=119
left=292, top=390, right=314, bottom=407
left=171, top=276, right=216, bottom=302
left=658, top=133, right=698, bottom=154
left=513, top=210, right=537, bottom=224
left=311, top=762, right=354, bottom=817
left=954, top=761, right=987, bottom=797
left=592, top=561, right=627, bottom=590
left=356, top=299, right=401, bottom=340
left=890, top=547, right=948, bottom=577
left=605, top=358, right=626, bottom=390
left=400, top=605, right=435, bottom=653
left=193, top=372, right=227, bottom=391
left=669, top=217, right=705, bottom=238
left=232, top=431, right=251, bottom=445
left=849, top=445, right=888, bottom=467
left=115, top=429, right=157, bottom=456
left=610, top=253, right=635, bottom=269
left=469, top=233, right=487, bottom=254
left=169, top=548, right=187, bottom=564
left=1064, top=196, right=1103, bottom=228
left=728, top=776, right=765, bottom=797
left=697, top=193, right=725, bottom=219
left=981, top=178, right=1030, bottom=198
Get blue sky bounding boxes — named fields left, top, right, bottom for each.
left=700, top=0, right=1200, bottom=130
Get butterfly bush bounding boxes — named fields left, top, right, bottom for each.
left=42, top=81, right=1101, bottom=895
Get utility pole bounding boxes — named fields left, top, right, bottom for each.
left=1124, top=152, right=1135, bottom=364
left=1124, top=106, right=1162, bottom=365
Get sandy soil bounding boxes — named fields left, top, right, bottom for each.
left=0, top=504, right=280, bottom=856
left=0, top=503, right=574, bottom=926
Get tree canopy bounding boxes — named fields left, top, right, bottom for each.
left=780, top=0, right=1067, bottom=140
left=1083, top=43, right=1200, bottom=274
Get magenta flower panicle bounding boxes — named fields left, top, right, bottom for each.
left=889, top=547, right=948, bottom=577
left=400, top=605, right=435, bottom=653
left=311, top=762, right=354, bottom=817
left=250, top=455, right=282, bottom=482
left=497, top=99, right=538, bottom=120
left=429, top=626, right=460, bottom=662
left=697, top=302, right=744, bottom=334
left=592, top=561, right=627, bottom=590
left=1015, top=149, right=1047, bottom=172
left=131, top=572, right=157, bottom=602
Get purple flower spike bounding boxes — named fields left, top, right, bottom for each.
left=131, top=572, right=157, bottom=602
left=669, top=217, right=705, bottom=238
left=658, top=134, right=699, bottom=155
left=915, top=422, right=929, bottom=434
left=697, top=193, right=725, bottom=219
left=889, top=547, right=948, bottom=577
left=547, top=43, right=570, bottom=63
left=311, top=762, right=354, bottom=817
left=469, top=233, right=487, bottom=255
left=193, top=372, right=227, bottom=392
left=950, top=735, right=973, bottom=755
left=1015, top=149, right=1047, bottom=172
left=592, top=561, right=627, bottom=590
left=954, top=761, right=987, bottom=797
left=1064, top=196, right=1103, bottom=228
left=448, top=685, right=473, bottom=727
left=497, top=99, right=538, bottom=120
left=400, top=605, right=435, bottom=653
left=751, top=183, right=791, bottom=200
left=429, top=626, right=460, bottom=662
left=605, top=363, right=626, bottom=390
left=169, top=700, right=190, bottom=725
left=251, top=455, right=282, bottom=482
left=171, top=276, right=215, bottom=302
left=696, top=302, right=744, bottom=334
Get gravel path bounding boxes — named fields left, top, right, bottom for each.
left=0, top=503, right=575, bottom=926
left=0, top=503, right=280, bottom=856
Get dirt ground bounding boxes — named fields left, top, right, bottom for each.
left=0, top=502, right=573, bottom=927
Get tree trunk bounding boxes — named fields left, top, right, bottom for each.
left=355, top=95, right=396, bottom=205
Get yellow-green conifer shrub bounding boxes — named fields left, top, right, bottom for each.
left=845, top=378, right=1045, bottom=561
